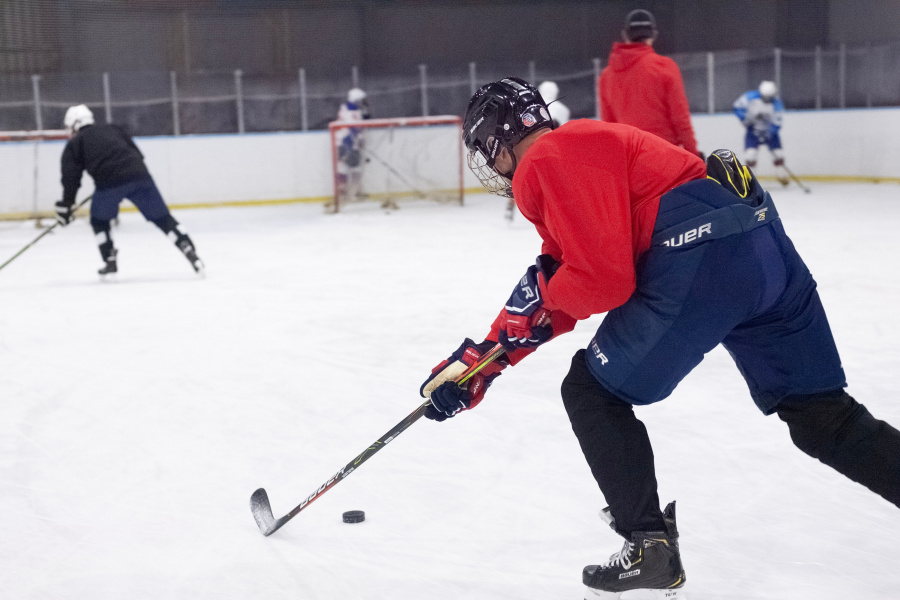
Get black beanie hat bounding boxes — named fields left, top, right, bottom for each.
left=625, top=9, right=657, bottom=42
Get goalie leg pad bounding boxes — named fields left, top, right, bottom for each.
left=743, top=146, right=758, bottom=167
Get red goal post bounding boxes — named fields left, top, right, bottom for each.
left=0, top=129, right=69, bottom=142
left=327, top=115, right=464, bottom=212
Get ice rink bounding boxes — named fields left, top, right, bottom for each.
left=1, top=182, right=899, bottom=600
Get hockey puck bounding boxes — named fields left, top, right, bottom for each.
left=342, top=510, right=365, bottom=523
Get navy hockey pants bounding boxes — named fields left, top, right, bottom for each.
left=91, top=177, right=171, bottom=222
left=745, top=127, right=782, bottom=151
left=584, top=179, right=845, bottom=415
left=562, top=179, right=852, bottom=535
left=562, top=180, right=900, bottom=535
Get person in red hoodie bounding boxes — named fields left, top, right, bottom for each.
left=599, top=9, right=701, bottom=158
left=419, top=78, right=900, bottom=599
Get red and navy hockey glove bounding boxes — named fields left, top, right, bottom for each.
left=420, top=338, right=508, bottom=421
left=498, top=254, right=560, bottom=351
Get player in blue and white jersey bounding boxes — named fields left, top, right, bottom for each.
left=733, top=81, right=785, bottom=171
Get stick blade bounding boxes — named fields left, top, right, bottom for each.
left=250, top=488, right=277, bottom=536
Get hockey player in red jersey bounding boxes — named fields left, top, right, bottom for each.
left=599, top=9, right=700, bottom=158
left=420, top=77, right=900, bottom=599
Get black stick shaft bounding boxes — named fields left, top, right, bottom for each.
left=0, top=195, right=92, bottom=273
left=280, top=400, right=431, bottom=523
left=252, top=342, right=505, bottom=535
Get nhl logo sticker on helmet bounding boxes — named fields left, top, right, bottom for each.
left=522, top=113, right=536, bottom=127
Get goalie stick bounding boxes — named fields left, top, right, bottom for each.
left=0, top=195, right=92, bottom=273
left=250, top=342, right=507, bottom=536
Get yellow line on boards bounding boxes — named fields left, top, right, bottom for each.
left=0, top=196, right=334, bottom=221
left=150, top=195, right=333, bottom=211
left=11, top=176, right=897, bottom=222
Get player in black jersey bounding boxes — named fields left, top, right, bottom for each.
left=56, top=104, right=204, bottom=277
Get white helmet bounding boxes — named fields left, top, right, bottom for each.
left=347, top=88, right=367, bottom=104
left=759, top=81, right=777, bottom=100
left=537, top=81, right=559, bottom=103
left=64, top=104, right=95, bottom=133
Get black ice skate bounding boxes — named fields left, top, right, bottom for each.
left=98, top=248, right=118, bottom=278
left=583, top=501, right=686, bottom=600
left=176, top=236, right=205, bottom=275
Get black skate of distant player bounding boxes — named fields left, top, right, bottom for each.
left=55, top=104, right=204, bottom=277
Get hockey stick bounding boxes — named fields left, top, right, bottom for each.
left=250, top=342, right=506, bottom=537
left=780, top=164, right=811, bottom=194
left=0, top=195, right=92, bottom=273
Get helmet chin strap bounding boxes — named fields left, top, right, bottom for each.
left=495, top=145, right=518, bottom=181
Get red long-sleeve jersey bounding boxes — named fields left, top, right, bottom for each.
left=599, top=43, right=698, bottom=156
left=486, top=120, right=706, bottom=363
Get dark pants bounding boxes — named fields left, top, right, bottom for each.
left=89, top=176, right=181, bottom=245
left=745, top=127, right=782, bottom=150
left=91, top=176, right=172, bottom=223
left=585, top=182, right=845, bottom=413
left=561, top=179, right=898, bottom=535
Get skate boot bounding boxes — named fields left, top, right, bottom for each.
left=98, top=248, right=118, bottom=278
left=583, top=501, right=685, bottom=600
left=176, top=235, right=205, bottom=275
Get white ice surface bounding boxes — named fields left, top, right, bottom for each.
left=1, top=183, right=899, bottom=600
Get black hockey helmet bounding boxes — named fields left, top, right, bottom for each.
left=463, top=77, right=553, bottom=197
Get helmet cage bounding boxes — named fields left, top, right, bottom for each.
left=467, top=148, right=514, bottom=198
left=463, top=77, right=552, bottom=197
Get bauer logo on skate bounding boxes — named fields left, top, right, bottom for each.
left=618, top=569, right=641, bottom=579
left=661, top=223, right=712, bottom=247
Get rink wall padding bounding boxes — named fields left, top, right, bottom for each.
left=692, top=107, right=900, bottom=183
left=3, top=108, right=900, bottom=219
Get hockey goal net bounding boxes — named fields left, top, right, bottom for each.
left=0, top=129, right=70, bottom=222
left=328, top=115, right=464, bottom=212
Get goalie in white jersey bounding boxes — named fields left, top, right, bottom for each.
left=334, top=88, right=370, bottom=205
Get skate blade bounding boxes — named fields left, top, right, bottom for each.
left=586, top=586, right=686, bottom=600
left=98, top=272, right=118, bottom=282
left=193, top=260, right=206, bottom=277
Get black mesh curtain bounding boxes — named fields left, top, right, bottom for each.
left=2, top=1, right=900, bottom=136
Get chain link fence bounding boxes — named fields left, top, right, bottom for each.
left=2, top=41, right=900, bottom=136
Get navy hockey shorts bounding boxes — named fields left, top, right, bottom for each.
left=91, top=177, right=171, bottom=222
left=584, top=179, right=846, bottom=415
left=745, top=127, right=782, bottom=150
